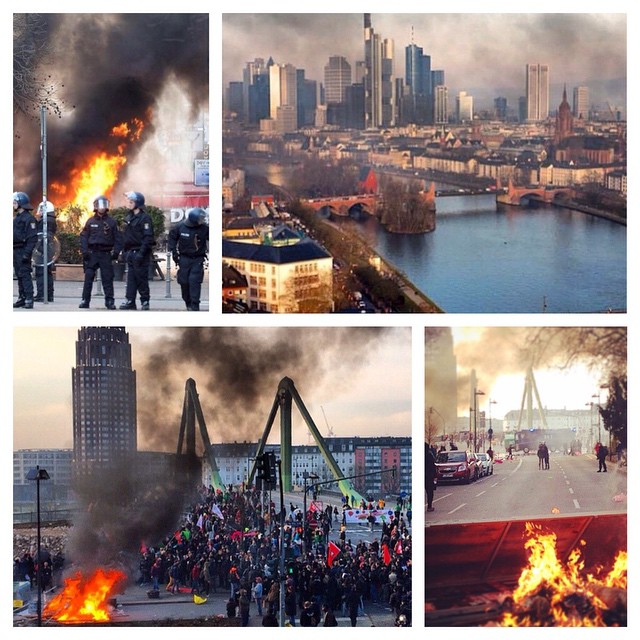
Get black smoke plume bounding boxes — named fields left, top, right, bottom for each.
left=135, top=326, right=397, bottom=452
left=13, top=13, right=208, bottom=195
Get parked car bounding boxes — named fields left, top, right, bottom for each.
left=476, top=452, right=494, bottom=477
left=435, top=450, right=479, bottom=484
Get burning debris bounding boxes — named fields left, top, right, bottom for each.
left=43, top=568, right=126, bottom=623
left=14, top=14, right=208, bottom=209
left=493, top=522, right=627, bottom=627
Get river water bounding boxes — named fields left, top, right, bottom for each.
left=244, top=162, right=627, bottom=313
left=358, top=194, right=626, bottom=313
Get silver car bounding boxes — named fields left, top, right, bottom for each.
left=476, top=452, right=494, bottom=477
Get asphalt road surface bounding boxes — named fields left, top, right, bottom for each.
left=426, top=453, right=626, bottom=526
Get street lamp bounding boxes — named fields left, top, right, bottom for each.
left=26, top=466, right=50, bottom=627
left=473, top=389, right=485, bottom=453
left=302, top=471, right=319, bottom=554
left=488, top=400, right=497, bottom=454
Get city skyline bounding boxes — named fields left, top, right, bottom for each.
left=223, top=12, right=627, bottom=111
left=13, top=326, right=412, bottom=451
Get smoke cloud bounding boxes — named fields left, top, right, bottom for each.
left=135, top=326, right=400, bottom=452
left=13, top=13, right=208, bottom=197
left=427, top=327, right=624, bottom=417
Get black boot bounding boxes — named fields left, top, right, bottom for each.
left=141, top=301, right=150, bottom=311
left=120, top=300, right=137, bottom=310
left=13, top=297, right=25, bottom=308
left=105, top=298, right=116, bottom=310
left=23, top=299, right=34, bottom=309
left=34, top=294, right=44, bottom=302
left=79, top=300, right=90, bottom=309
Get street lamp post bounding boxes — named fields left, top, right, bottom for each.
left=488, top=400, right=497, bottom=454
left=26, top=466, right=50, bottom=627
left=473, top=389, right=485, bottom=453
left=302, top=471, right=318, bottom=554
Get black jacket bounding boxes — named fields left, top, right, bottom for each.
left=122, top=209, right=154, bottom=254
left=168, top=222, right=209, bottom=258
left=80, top=213, right=122, bottom=253
left=13, top=210, right=38, bottom=255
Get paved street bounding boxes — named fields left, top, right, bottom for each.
left=13, top=268, right=210, bottom=312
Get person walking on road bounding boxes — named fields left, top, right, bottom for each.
left=596, top=442, right=609, bottom=472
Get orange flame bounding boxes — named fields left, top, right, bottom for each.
left=497, top=522, right=627, bottom=626
left=44, top=568, right=126, bottom=623
left=50, top=115, right=147, bottom=222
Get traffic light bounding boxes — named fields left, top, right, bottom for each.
left=256, top=453, right=269, bottom=481
left=256, top=452, right=277, bottom=484
left=265, top=452, right=277, bottom=484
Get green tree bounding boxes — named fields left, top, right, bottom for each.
left=599, top=375, right=627, bottom=449
left=111, top=205, right=166, bottom=241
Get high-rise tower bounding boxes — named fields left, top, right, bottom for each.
left=324, top=55, right=352, bottom=104
left=573, top=86, right=590, bottom=120
left=525, top=63, right=549, bottom=121
left=364, top=14, right=395, bottom=128
left=72, top=327, right=137, bottom=476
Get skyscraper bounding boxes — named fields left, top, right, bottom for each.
left=525, top=63, right=549, bottom=121
left=269, top=62, right=298, bottom=131
left=573, top=85, right=590, bottom=120
left=405, top=43, right=432, bottom=124
left=72, top=327, right=137, bottom=476
left=324, top=55, right=352, bottom=104
left=434, top=85, right=448, bottom=125
left=364, top=13, right=395, bottom=128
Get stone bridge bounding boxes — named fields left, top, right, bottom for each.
left=496, top=177, right=574, bottom=206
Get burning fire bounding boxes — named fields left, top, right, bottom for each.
left=497, top=522, right=627, bottom=626
left=44, top=568, right=126, bottom=623
left=51, top=115, right=147, bottom=220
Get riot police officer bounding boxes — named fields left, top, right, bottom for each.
left=13, top=192, right=38, bottom=309
left=79, top=195, right=123, bottom=309
left=167, top=207, right=209, bottom=310
left=120, top=191, right=154, bottom=310
left=34, top=201, right=58, bottom=302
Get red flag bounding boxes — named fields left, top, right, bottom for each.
left=382, top=543, right=391, bottom=565
left=394, top=540, right=403, bottom=555
left=327, top=541, right=341, bottom=567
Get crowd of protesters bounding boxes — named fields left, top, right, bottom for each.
left=136, top=485, right=412, bottom=626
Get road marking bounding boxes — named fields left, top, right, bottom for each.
left=573, top=499, right=581, bottom=509
left=569, top=488, right=574, bottom=494
left=433, top=493, right=452, bottom=503
left=448, top=503, right=467, bottom=514
left=475, top=491, right=486, bottom=497
left=566, top=480, right=570, bottom=485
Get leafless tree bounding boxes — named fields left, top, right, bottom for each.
left=525, top=327, right=626, bottom=376
left=13, top=14, right=64, bottom=120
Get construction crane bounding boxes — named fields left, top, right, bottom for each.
left=320, top=405, right=335, bottom=437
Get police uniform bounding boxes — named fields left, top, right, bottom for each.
left=13, top=207, right=38, bottom=307
left=168, top=213, right=209, bottom=310
left=79, top=211, right=122, bottom=309
left=122, top=208, right=154, bottom=309
left=34, top=209, right=57, bottom=302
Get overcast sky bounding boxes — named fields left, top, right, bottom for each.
left=450, top=328, right=611, bottom=420
left=222, top=11, right=627, bottom=109
left=13, top=326, right=412, bottom=451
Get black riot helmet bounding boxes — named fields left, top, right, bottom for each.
left=13, top=192, right=33, bottom=210
left=93, top=195, right=110, bottom=212
left=186, top=207, right=207, bottom=227
left=125, top=191, right=145, bottom=209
